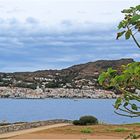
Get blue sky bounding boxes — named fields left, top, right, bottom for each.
left=0, top=0, right=140, bottom=72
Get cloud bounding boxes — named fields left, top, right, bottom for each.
left=0, top=16, right=138, bottom=72
left=0, top=0, right=140, bottom=72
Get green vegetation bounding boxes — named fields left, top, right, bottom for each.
left=45, top=80, right=60, bottom=88
left=127, top=123, right=140, bottom=126
left=15, top=82, right=37, bottom=90
left=80, top=128, right=93, bottom=134
left=98, top=60, right=140, bottom=117
left=116, top=5, right=140, bottom=48
left=73, top=120, right=80, bottom=125
left=98, top=4, right=140, bottom=118
left=73, top=115, right=98, bottom=125
left=113, top=128, right=129, bottom=132
left=125, top=133, right=140, bottom=140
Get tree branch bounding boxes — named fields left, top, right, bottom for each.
left=127, top=26, right=140, bottom=48
left=114, top=111, right=140, bottom=118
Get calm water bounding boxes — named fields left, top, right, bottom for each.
left=0, top=99, right=139, bottom=124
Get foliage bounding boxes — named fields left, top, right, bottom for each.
left=113, top=128, right=129, bottom=132
left=73, top=115, right=98, bottom=125
left=125, top=133, right=140, bottom=140
left=98, top=4, right=140, bottom=118
left=79, top=116, right=98, bottom=125
left=116, top=5, right=140, bottom=48
left=15, top=82, right=37, bottom=89
left=73, top=120, right=80, bottom=125
left=80, top=128, right=93, bottom=133
left=45, top=80, right=59, bottom=88
left=98, top=62, right=140, bottom=117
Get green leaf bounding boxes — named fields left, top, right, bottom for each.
left=130, top=15, right=140, bottom=23
left=98, top=72, right=106, bottom=85
left=118, top=22, right=124, bottom=29
left=131, top=104, right=138, bottom=111
left=121, top=9, right=133, bottom=13
left=125, top=30, right=132, bottom=39
left=107, top=68, right=117, bottom=75
left=136, top=5, right=140, bottom=10
left=115, top=97, right=122, bottom=109
left=124, top=102, right=129, bottom=107
left=118, top=21, right=127, bottom=29
left=116, top=31, right=126, bottom=39
left=124, top=95, right=130, bottom=102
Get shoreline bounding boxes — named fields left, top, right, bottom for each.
left=0, top=97, right=118, bottom=99
left=0, top=119, right=139, bottom=128
left=0, top=86, right=119, bottom=99
left=1, top=119, right=140, bottom=126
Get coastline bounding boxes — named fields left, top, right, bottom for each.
left=0, top=86, right=119, bottom=99
left=0, top=97, right=119, bottom=99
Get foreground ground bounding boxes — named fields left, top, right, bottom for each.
left=4, top=123, right=140, bottom=139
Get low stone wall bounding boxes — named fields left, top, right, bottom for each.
left=0, top=119, right=71, bottom=134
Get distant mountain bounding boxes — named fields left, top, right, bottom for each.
left=0, top=58, right=134, bottom=89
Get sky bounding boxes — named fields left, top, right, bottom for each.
left=0, top=0, right=140, bottom=72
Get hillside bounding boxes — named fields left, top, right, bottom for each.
left=0, top=58, right=134, bottom=89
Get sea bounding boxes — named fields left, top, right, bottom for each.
left=0, top=99, right=139, bottom=124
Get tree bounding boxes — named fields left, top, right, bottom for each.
left=98, top=5, right=140, bottom=118
left=116, top=5, right=140, bottom=48
left=98, top=63, right=140, bottom=117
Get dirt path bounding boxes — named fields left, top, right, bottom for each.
left=0, top=123, right=70, bottom=139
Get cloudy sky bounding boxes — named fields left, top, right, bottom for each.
left=0, top=0, right=139, bottom=72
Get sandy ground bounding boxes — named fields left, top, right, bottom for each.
left=1, top=123, right=140, bottom=139
left=0, top=123, right=69, bottom=139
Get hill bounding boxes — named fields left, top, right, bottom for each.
left=0, top=58, right=134, bottom=89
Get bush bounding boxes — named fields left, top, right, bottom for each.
left=73, top=120, right=80, bottom=125
left=113, top=128, right=129, bottom=132
left=126, top=133, right=140, bottom=140
left=73, top=115, right=98, bottom=125
left=80, top=128, right=93, bottom=133
left=79, top=116, right=98, bottom=125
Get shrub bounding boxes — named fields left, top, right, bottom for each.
left=73, top=115, right=98, bottom=125
left=79, top=116, right=98, bottom=125
left=73, top=120, right=80, bottom=125
left=113, top=128, right=129, bottom=132
left=80, top=128, right=93, bottom=133
left=125, top=133, right=140, bottom=140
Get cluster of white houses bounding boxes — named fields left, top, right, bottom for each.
left=0, top=86, right=119, bottom=99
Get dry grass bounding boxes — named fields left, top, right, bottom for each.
left=11, top=124, right=140, bottom=139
